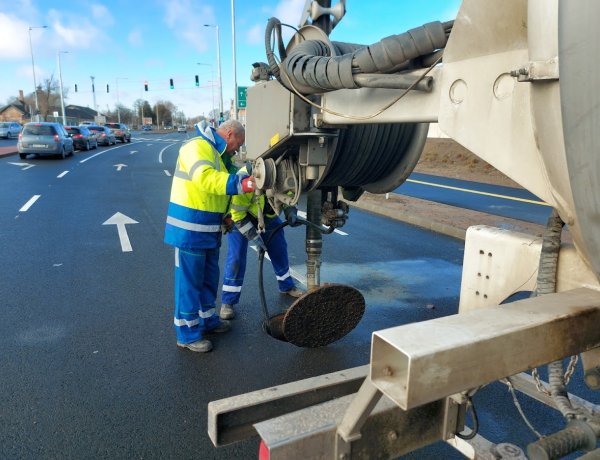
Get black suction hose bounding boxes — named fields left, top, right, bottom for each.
left=258, top=216, right=335, bottom=335
left=258, top=221, right=289, bottom=331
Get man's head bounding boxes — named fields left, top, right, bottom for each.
left=216, top=119, right=245, bottom=155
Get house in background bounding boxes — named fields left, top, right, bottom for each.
left=0, top=102, right=30, bottom=123
left=0, top=90, right=99, bottom=125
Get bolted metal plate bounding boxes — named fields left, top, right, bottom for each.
left=282, top=284, right=365, bottom=348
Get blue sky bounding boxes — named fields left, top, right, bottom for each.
left=0, top=0, right=460, bottom=119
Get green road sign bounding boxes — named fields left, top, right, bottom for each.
left=237, top=86, right=248, bottom=108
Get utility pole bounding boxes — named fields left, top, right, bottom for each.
left=57, top=51, right=68, bottom=125
left=231, top=0, right=238, bottom=120
left=28, top=25, right=47, bottom=121
left=91, top=76, right=97, bottom=119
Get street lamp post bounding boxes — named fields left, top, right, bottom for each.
left=57, top=51, right=68, bottom=125
left=231, top=0, right=238, bottom=120
left=90, top=76, right=97, bottom=117
left=28, top=25, right=47, bottom=121
left=203, top=24, right=223, bottom=120
left=197, top=62, right=216, bottom=121
left=115, top=77, right=128, bottom=123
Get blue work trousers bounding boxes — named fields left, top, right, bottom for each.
left=222, top=216, right=294, bottom=306
left=173, top=247, right=222, bottom=344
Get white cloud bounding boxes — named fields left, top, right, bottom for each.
left=91, top=3, right=114, bottom=27
left=0, top=15, right=30, bottom=58
left=163, top=0, right=214, bottom=54
left=48, top=9, right=109, bottom=49
left=273, top=0, right=307, bottom=29
left=246, top=24, right=263, bottom=45
left=128, top=28, right=143, bottom=47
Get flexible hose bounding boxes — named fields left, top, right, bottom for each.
left=265, top=17, right=287, bottom=81
left=279, top=21, right=453, bottom=94
left=257, top=216, right=334, bottom=332
left=258, top=221, right=289, bottom=328
left=533, top=209, right=574, bottom=419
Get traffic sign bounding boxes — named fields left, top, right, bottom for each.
left=237, top=86, right=248, bottom=108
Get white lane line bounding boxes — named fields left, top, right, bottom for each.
left=79, top=144, right=124, bottom=163
left=20, top=195, right=40, bottom=212
left=158, top=142, right=179, bottom=164
left=57, top=171, right=69, bottom=178
left=164, top=170, right=172, bottom=176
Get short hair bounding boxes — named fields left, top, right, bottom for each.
left=219, top=119, right=245, bottom=138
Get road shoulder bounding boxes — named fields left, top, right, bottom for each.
left=351, top=191, right=546, bottom=241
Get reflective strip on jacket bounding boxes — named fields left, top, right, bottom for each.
left=165, top=127, right=241, bottom=250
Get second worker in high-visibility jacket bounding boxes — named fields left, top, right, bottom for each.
left=220, top=166, right=304, bottom=320
left=164, top=120, right=255, bottom=353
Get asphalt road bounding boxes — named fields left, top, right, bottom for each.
left=397, top=172, right=553, bottom=225
left=0, top=133, right=465, bottom=458
left=0, top=133, right=597, bottom=459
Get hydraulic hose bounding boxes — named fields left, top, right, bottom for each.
left=258, top=221, right=289, bottom=329
left=533, top=209, right=574, bottom=419
left=257, top=216, right=334, bottom=334
left=277, top=20, right=453, bottom=94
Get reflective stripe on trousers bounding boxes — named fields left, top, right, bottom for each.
left=173, top=247, right=221, bottom=344
left=222, top=216, right=294, bottom=306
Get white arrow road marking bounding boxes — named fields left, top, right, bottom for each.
left=164, top=170, right=171, bottom=176
left=114, top=164, right=127, bottom=171
left=57, top=171, right=69, bottom=178
left=297, top=210, right=348, bottom=236
left=102, top=212, right=139, bottom=252
left=8, top=162, right=35, bottom=170
left=20, top=195, right=40, bottom=212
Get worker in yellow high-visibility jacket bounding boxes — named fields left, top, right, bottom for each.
left=164, top=119, right=254, bottom=353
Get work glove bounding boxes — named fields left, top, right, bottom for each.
left=236, top=216, right=267, bottom=251
left=221, top=214, right=234, bottom=234
left=241, top=175, right=255, bottom=193
left=283, top=206, right=301, bottom=227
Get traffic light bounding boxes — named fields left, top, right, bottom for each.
left=106, top=84, right=109, bottom=93
left=195, top=75, right=199, bottom=87
left=144, top=81, right=148, bottom=91
left=74, top=84, right=78, bottom=92
left=169, top=78, right=174, bottom=89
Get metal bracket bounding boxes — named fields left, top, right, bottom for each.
left=335, top=378, right=382, bottom=459
left=511, top=57, right=559, bottom=82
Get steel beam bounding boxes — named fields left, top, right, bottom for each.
left=371, top=288, right=600, bottom=410
left=208, top=365, right=368, bottom=446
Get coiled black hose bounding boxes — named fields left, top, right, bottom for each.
left=277, top=20, right=453, bottom=94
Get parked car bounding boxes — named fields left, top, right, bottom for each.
left=177, top=125, right=187, bottom=133
left=142, top=125, right=153, bottom=131
left=17, top=122, right=74, bottom=159
left=65, top=126, right=98, bottom=151
left=0, top=122, right=22, bottom=139
left=104, top=122, right=131, bottom=143
left=86, top=125, right=116, bottom=146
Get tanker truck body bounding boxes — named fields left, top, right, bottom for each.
left=209, top=1, right=600, bottom=458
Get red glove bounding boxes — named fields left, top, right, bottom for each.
left=241, top=175, right=255, bottom=193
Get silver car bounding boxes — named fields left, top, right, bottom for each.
left=0, top=121, right=22, bottom=139
left=18, top=122, right=74, bottom=159
left=87, top=125, right=116, bottom=146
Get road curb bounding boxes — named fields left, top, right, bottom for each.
left=0, top=147, right=17, bottom=157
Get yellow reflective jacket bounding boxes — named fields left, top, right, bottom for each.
left=164, top=127, right=244, bottom=250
